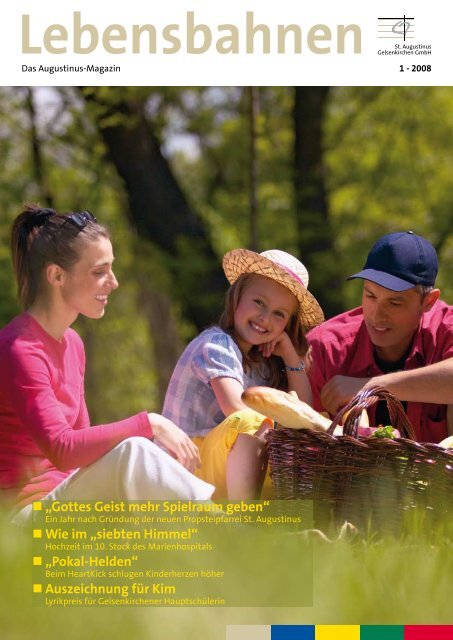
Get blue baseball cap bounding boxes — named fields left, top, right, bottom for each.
left=347, top=231, right=438, bottom=291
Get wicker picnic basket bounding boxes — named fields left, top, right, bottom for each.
left=267, top=386, right=453, bottom=532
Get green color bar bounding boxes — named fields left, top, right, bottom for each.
left=361, top=626, right=404, bottom=640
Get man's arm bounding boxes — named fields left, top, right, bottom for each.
left=320, top=357, right=453, bottom=415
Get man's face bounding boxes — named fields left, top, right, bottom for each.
left=362, top=280, right=439, bottom=362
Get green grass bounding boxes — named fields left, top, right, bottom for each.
left=1, top=508, right=452, bottom=639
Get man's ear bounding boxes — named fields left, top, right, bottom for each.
left=46, top=264, right=65, bottom=287
left=422, top=288, right=441, bottom=312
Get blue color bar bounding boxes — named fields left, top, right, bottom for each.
left=271, top=626, right=315, bottom=640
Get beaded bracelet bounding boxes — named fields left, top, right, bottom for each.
left=285, top=360, right=306, bottom=372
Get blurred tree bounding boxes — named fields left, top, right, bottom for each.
left=80, top=87, right=226, bottom=332
left=247, top=86, right=260, bottom=251
left=325, top=86, right=453, bottom=308
left=167, top=87, right=298, bottom=254
left=0, top=88, right=35, bottom=327
left=24, top=88, right=54, bottom=209
left=294, top=87, right=342, bottom=319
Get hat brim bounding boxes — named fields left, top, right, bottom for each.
left=347, top=269, right=415, bottom=292
left=223, top=249, right=324, bottom=328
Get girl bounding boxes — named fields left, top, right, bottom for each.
left=163, top=248, right=324, bottom=499
left=0, top=204, right=214, bottom=518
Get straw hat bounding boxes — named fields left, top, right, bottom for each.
left=222, top=249, right=324, bottom=328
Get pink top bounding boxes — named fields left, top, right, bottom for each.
left=307, top=301, right=453, bottom=443
left=0, top=313, right=151, bottom=507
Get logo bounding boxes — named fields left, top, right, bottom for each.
left=378, top=15, right=414, bottom=40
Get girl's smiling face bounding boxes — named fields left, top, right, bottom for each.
left=233, top=274, right=298, bottom=354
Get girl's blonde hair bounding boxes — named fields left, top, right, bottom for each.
left=218, top=273, right=309, bottom=390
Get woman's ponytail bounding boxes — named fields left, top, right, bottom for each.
left=11, top=204, right=56, bottom=308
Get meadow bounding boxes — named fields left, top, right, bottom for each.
left=1, top=506, right=452, bottom=639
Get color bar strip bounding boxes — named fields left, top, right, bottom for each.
left=226, top=625, right=453, bottom=640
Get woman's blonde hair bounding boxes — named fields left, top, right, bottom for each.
left=218, top=273, right=309, bottom=390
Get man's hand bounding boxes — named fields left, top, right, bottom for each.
left=148, top=413, right=201, bottom=473
left=320, top=376, right=371, bottom=415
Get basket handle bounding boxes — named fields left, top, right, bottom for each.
left=327, top=385, right=417, bottom=440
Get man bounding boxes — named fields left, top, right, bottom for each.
left=307, top=231, right=453, bottom=442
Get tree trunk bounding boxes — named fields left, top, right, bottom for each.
left=293, top=87, right=343, bottom=318
left=81, top=90, right=225, bottom=331
left=24, top=87, right=54, bottom=208
left=136, top=275, right=183, bottom=406
left=248, top=87, right=260, bottom=252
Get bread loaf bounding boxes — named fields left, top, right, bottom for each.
left=343, top=408, right=369, bottom=429
left=241, top=386, right=332, bottom=432
left=242, top=387, right=372, bottom=436
left=439, top=435, right=453, bottom=449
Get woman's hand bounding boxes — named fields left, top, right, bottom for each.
left=148, top=413, right=201, bottom=473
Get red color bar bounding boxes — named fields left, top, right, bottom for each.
left=405, top=626, right=453, bottom=640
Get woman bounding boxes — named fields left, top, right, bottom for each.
left=0, top=204, right=214, bottom=517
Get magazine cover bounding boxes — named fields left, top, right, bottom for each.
left=1, top=2, right=452, bottom=639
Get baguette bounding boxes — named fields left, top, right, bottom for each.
left=241, top=386, right=332, bottom=432
left=438, top=435, right=453, bottom=449
left=242, top=386, right=370, bottom=435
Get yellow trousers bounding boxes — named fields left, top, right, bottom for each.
left=192, top=408, right=273, bottom=500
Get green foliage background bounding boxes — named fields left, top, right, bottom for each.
left=0, top=86, right=452, bottom=421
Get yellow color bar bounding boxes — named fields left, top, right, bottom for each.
left=316, top=625, right=360, bottom=640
